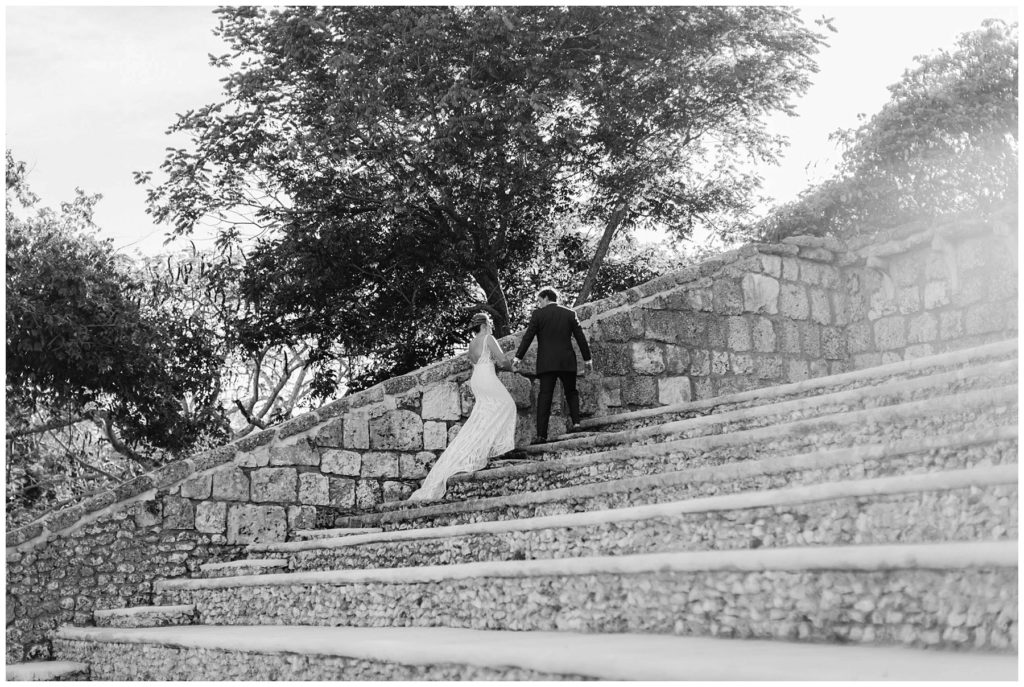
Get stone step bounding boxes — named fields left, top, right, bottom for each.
left=293, top=527, right=383, bottom=541
left=51, top=624, right=1017, bottom=681
left=341, top=387, right=1016, bottom=524
left=309, top=426, right=1017, bottom=533
left=93, top=604, right=195, bottom=628
left=154, top=541, right=1017, bottom=652
left=6, top=661, right=90, bottom=681
left=557, top=339, right=1017, bottom=439
left=247, top=465, right=1016, bottom=572
left=199, top=558, right=289, bottom=578
left=529, top=358, right=1016, bottom=460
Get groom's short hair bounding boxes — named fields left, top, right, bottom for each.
left=537, top=287, right=559, bottom=303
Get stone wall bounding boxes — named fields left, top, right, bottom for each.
left=6, top=206, right=1016, bottom=661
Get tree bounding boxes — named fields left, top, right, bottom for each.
left=758, top=19, right=1018, bottom=240
left=141, top=6, right=826, bottom=393
left=6, top=152, right=230, bottom=525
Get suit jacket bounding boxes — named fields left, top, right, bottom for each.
left=515, top=303, right=592, bottom=374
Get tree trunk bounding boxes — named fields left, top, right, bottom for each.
left=472, top=266, right=512, bottom=336
left=575, top=199, right=630, bottom=307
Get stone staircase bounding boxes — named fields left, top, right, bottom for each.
left=46, top=340, right=1018, bottom=680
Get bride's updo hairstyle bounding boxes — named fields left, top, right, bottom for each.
left=470, top=312, right=493, bottom=334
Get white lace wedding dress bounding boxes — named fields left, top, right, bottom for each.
left=408, top=342, right=517, bottom=502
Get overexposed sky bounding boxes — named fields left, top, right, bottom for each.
left=5, top=3, right=1019, bottom=257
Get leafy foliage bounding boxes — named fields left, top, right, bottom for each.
left=758, top=19, right=1018, bottom=240
left=141, top=6, right=826, bottom=393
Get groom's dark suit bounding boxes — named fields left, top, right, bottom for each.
left=515, top=303, right=592, bottom=439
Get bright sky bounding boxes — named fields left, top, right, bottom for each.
left=4, top=3, right=1019, bottom=257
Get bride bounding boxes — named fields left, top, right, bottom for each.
left=408, top=312, right=517, bottom=501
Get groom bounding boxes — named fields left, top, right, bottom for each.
left=512, top=287, right=593, bottom=444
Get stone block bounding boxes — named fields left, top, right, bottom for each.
left=361, top=451, right=401, bottom=479
left=778, top=320, right=801, bottom=354
left=905, top=343, right=935, bottom=359
left=368, top=410, right=423, bottom=451
left=821, top=327, right=847, bottom=360
left=277, top=412, right=320, bottom=440
left=270, top=439, right=320, bottom=467
left=923, top=280, right=950, bottom=309
left=751, top=318, right=776, bottom=353
left=329, top=478, right=356, bottom=509
left=343, top=413, right=370, bottom=449
left=809, top=289, right=831, bottom=325
left=755, top=355, right=784, bottom=380
left=965, top=302, right=1009, bottom=335
left=663, top=344, right=690, bottom=374
left=800, top=322, right=821, bottom=358
left=711, top=279, right=743, bottom=315
left=382, top=480, right=412, bottom=503
left=853, top=352, right=883, bottom=369
left=599, top=381, right=622, bottom=408
left=847, top=320, right=874, bottom=354
left=644, top=310, right=680, bottom=343
left=896, top=286, right=921, bottom=314
left=658, top=376, right=692, bottom=406
left=730, top=353, right=755, bottom=375
left=421, top=382, right=461, bottom=421
left=779, top=284, right=809, bottom=320
left=760, top=254, right=782, bottom=278
left=195, top=502, right=227, bottom=534
left=809, top=359, right=829, bottom=377
left=598, top=311, right=640, bottom=342
left=740, top=273, right=780, bottom=315
left=162, top=497, right=194, bottom=530
left=288, top=505, right=317, bottom=530
left=727, top=317, right=751, bottom=351
left=298, top=473, right=330, bottom=506
left=447, top=423, right=462, bottom=444
left=693, top=376, right=714, bottom=399
left=620, top=376, right=658, bottom=406
left=591, top=342, right=632, bottom=375
left=422, top=421, right=448, bottom=450
left=688, top=349, right=711, bottom=376
left=315, top=418, right=345, bottom=448
left=867, top=287, right=898, bottom=321
left=250, top=468, right=297, bottom=503
left=320, top=449, right=361, bottom=476
left=226, top=504, right=286, bottom=545
left=940, top=310, right=964, bottom=340
left=874, top=316, right=907, bottom=350
left=400, top=451, right=435, bottom=479
left=711, top=351, right=730, bottom=376
left=907, top=312, right=939, bottom=344
left=630, top=341, right=665, bottom=375
left=782, top=257, right=800, bottom=281
left=235, top=443, right=271, bottom=468
left=889, top=253, right=925, bottom=286
left=356, top=480, right=382, bottom=510
left=179, top=474, right=212, bottom=500
left=233, top=428, right=276, bottom=453
left=211, top=466, right=249, bottom=501
left=786, top=359, right=810, bottom=381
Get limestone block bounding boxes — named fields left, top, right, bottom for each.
left=965, top=302, right=1009, bottom=335
left=160, top=497, right=194, bottom=530
left=382, top=481, right=412, bottom=503
left=896, top=286, right=921, bottom=314
left=343, top=413, right=370, bottom=449
left=459, top=383, right=475, bottom=417
left=663, top=344, right=690, bottom=374
left=907, top=312, right=939, bottom=344
left=361, top=451, right=401, bottom=479
left=821, top=327, right=847, bottom=360
left=599, top=381, right=622, bottom=408
left=905, top=343, right=935, bottom=359
left=706, top=317, right=727, bottom=349
left=881, top=351, right=903, bottom=364
left=447, top=423, right=462, bottom=444
left=711, top=279, right=743, bottom=315
left=577, top=376, right=600, bottom=415
left=847, top=321, right=874, bottom=354
left=514, top=413, right=536, bottom=445
left=741, top=273, right=780, bottom=314
left=179, top=474, right=212, bottom=500
left=940, top=310, right=964, bottom=340
left=328, top=478, right=356, bottom=509
left=779, top=284, right=809, bottom=320
left=727, top=317, right=751, bottom=351
left=422, top=421, right=448, bottom=450
left=778, top=320, right=801, bottom=354
left=422, top=382, right=461, bottom=421
left=786, top=359, right=810, bottom=381
left=853, top=352, right=883, bottom=369
left=591, top=342, right=632, bottom=375
left=782, top=257, right=800, bottom=281
left=211, top=467, right=250, bottom=501
left=755, top=355, right=784, bottom=380
left=800, top=322, right=821, bottom=358
left=658, top=376, right=692, bottom=405
left=226, top=504, right=286, bottom=545
left=711, top=351, right=729, bottom=376
left=235, top=444, right=271, bottom=468
left=400, top=451, right=435, bottom=479
left=730, top=353, right=755, bottom=375
left=287, top=505, right=316, bottom=530
left=631, top=341, right=665, bottom=375
left=688, top=349, right=711, bottom=376
left=298, top=473, right=330, bottom=506
left=250, top=468, right=297, bottom=503
left=320, top=449, right=361, bottom=477
left=368, top=410, right=423, bottom=451
left=620, top=376, right=658, bottom=406
left=356, top=480, right=382, bottom=510
left=644, top=310, right=679, bottom=343
left=809, top=359, right=829, bottom=377
left=195, top=502, right=227, bottom=534
left=867, top=287, right=898, bottom=321
left=874, top=316, right=907, bottom=350
left=760, top=254, right=782, bottom=278
left=951, top=273, right=986, bottom=307
left=751, top=319, right=776, bottom=353
left=809, top=289, right=831, bottom=325
left=315, top=418, right=345, bottom=448
left=270, top=439, right=320, bottom=467
left=830, top=291, right=851, bottom=326
left=923, top=281, right=950, bottom=309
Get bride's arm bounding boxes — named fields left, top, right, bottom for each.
left=487, top=336, right=513, bottom=371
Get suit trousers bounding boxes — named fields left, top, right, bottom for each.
left=536, top=371, right=581, bottom=439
